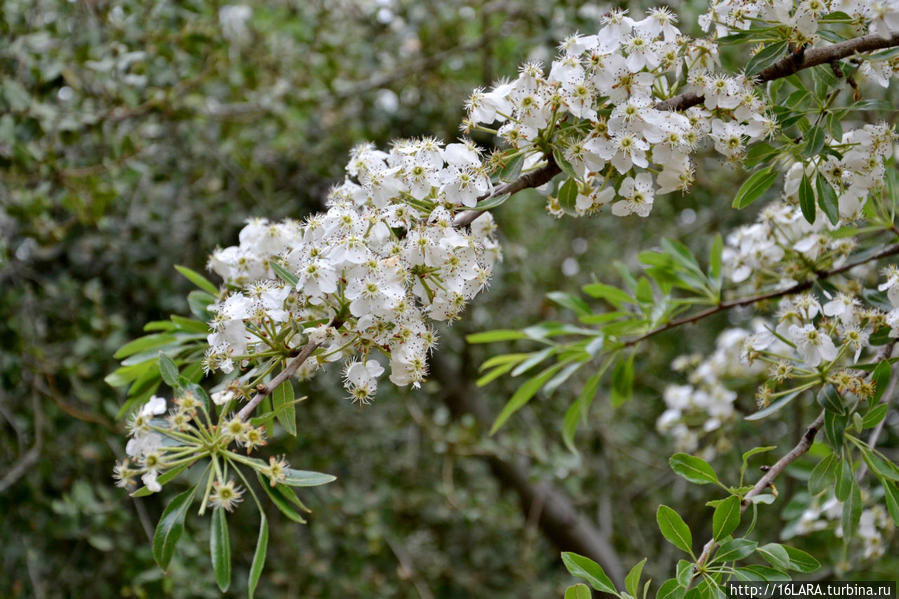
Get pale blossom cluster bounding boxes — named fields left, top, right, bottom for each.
left=700, top=0, right=899, bottom=43
left=723, top=124, right=894, bottom=290
left=464, top=7, right=780, bottom=218
left=205, top=138, right=500, bottom=402
left=657, top=324, right=774, bottom=458
left=790, top=494, right=894, bottom=562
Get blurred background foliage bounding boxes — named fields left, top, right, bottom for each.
left=1, top=0, right=896, bottom=598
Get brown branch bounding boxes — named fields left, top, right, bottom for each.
left=656, top=32, right=899, bottom=112
left=691, top=411, right=825, bottom=580
left=624, top=242, right=899, bottom=347
left=236, top=342, right=320, bottom=421
left=453, top=153, right=562, bottom=227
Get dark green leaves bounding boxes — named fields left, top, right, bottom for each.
left=175, top=264, right=219, bottom=295
left=815, top=175, right=839, bottom=225
left=248, top=514, right=269, bottom=599
left=282, top=468, right=337, bottom=487
left=657, top=505, right=693, bottom=555
left=669, top=453, right=718, bottom=485
left=490, top=364, right=563, bottom=434
left=744, top=41, right=788, bottom=77
left=733, top=168, right=777, bottom=209
left=713, top=496, right=741, bottom=540
left=210, top=508, right=231, bottom=592
left=272, top=380, right=297, bottom=436
left=561, top=552, right=618, bottom=595
left=158, top=353, right=179, bottom=387
left=799, top=173, right=816, bottom=223
left=153, top=487, right=195, bottom=570
left=610, top=354, right=634, bottom=407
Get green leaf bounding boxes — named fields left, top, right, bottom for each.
left=625, top=558, right=647, bottom=598
left=187, top=290, right=215, bottom=320
left=158, top=353, right=179, bottom=387
left=270, top=261, right=299, bottom=287
left=757, top=543, right=790, bottom=570
left=657, top=505, right=693, bottom=555
left=835, top=453, right=852, bottom=501
left=824, top=410, right=846, bottom=448
left=511, top=346, right=557, bottom=377
left=713, top=496, right=741, bottom=540
left=862, top=403, right=888, bottom=429
left=563, top=369, right=603, bottom=453
left=610, top=354, right=634, bottom=407
left=210, top=508, right=231, bottom=592
left=816, top=385, right=844, bottom=414
left=561, top=552, right=618, bottom=595
left=799, top=173, right=816, bottom=224
left=743, top=142, right=780, bottom=169
left=732, top=168, right=776, bottom=209
left=114, top=333, right=178, bottom=360
left=815, top=175, right=839, bottom=226
left=809, top=453, right=838, bottom=495
left=248, top=514, right=269, bottom=599
left=490, top=364, right=563, bottom=435
left=708, top=233, right=723, bottom=291
left=548, top=291, right=591, bottom=317
left=669, top=453, right=718, bottom=485
left=466, top=329, right=528, bottom=343
left=714, top=538, right=757, bottom=563
left=554, top=148, right=579, bottom=179
left=883, top=481, right=899, bottom=525
left=582, top=282, right=633, bottom=306
left=842, top=478, right=862, bottom=540
left=782, top=545, right=820, bottom=573
left=558, top=177, right=578, bottom=213
left=745, top=40, right=788, bottom=76
left=565, top=584, right=593, bottom=599
left=872, top=360, right=892, bottom=403
left=859, top=448, right=899, bottom=481
left=656, top=579, right=685, bottom=599
left=745, top=389, right=801, bottom=421
left=153, top=487, right=195, bottom=570
left=272, top=380, right=297, bottom=436
left=175, top=265, right=219, bottom=295
left=282, top=468, right=336, bottom=487
left=802, top=126, right=826, bottom=159
left=257, top=472, right=307, bottom=523
left=131, top=462, right=192, bottom=497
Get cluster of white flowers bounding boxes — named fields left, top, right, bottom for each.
left=791, top=494, right=894, bottom=562
left=658, top=324, right=772, bottom=458
left=205, top=138, right=500, bottom=402
left=721, top=123, right=894, bottom=290
left=464, top=7, right=783, bottom=218
left=700, top=0, right=899, bottom=42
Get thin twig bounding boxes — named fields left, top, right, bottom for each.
left=690, top=411, right=826, bottom=581
left=625, top=243, right=899, bottom=347
left=236, top=342, right=320, bottom=421
left=454, top=33, right=899, bottom=226
left=656, top=32, right=899, bottom=112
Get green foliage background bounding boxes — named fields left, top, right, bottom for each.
left=2, top=0, right=896, bottom=597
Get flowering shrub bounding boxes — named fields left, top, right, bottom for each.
left=105, top=0, right=899, bottom=595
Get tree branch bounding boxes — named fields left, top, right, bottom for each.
left=453, top=153, right=562, bottom=227
left=454, top=32, right=899, bottom=220
left=625, top=242, right=899, bottom=347
left=656, top=32, right=899, bottom=112
left=691, top=411, right=826, bottom=580
left=237, top=342, right=320, bottom=421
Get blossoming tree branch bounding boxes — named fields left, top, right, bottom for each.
left=106, top=0, right=899, bottom=596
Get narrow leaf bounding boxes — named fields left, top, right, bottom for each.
left=210, top=508, right=231, bottom=592
left=153, top=487, right=195, bottom=570
left=799, top=173, right=816, bottom=224
left=713, top=496, right=741, bottom=540
left=669, top=453, right=718, bottom=485
left=625, top=558, right=647, bottom=598
left=657, top=505, right=693, bottom=555
left=490, top=364, right=563, bottom=435
left=248, top=514, right=269, bottom=599
left=158, top=353, right=179, bottom=387
left=561, top=552, right=618, bottom=595
left=782, top=545, right=820, bottom=573
left=175, top=265, right=219, bottom=295
left=272, top=381, right=297, bottom=436
left=733, top=168, right=777, bottom=209
left=282, top=468, right=337, bottom=487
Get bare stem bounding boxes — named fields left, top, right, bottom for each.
left=237, top=342, right=320, bottom=421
